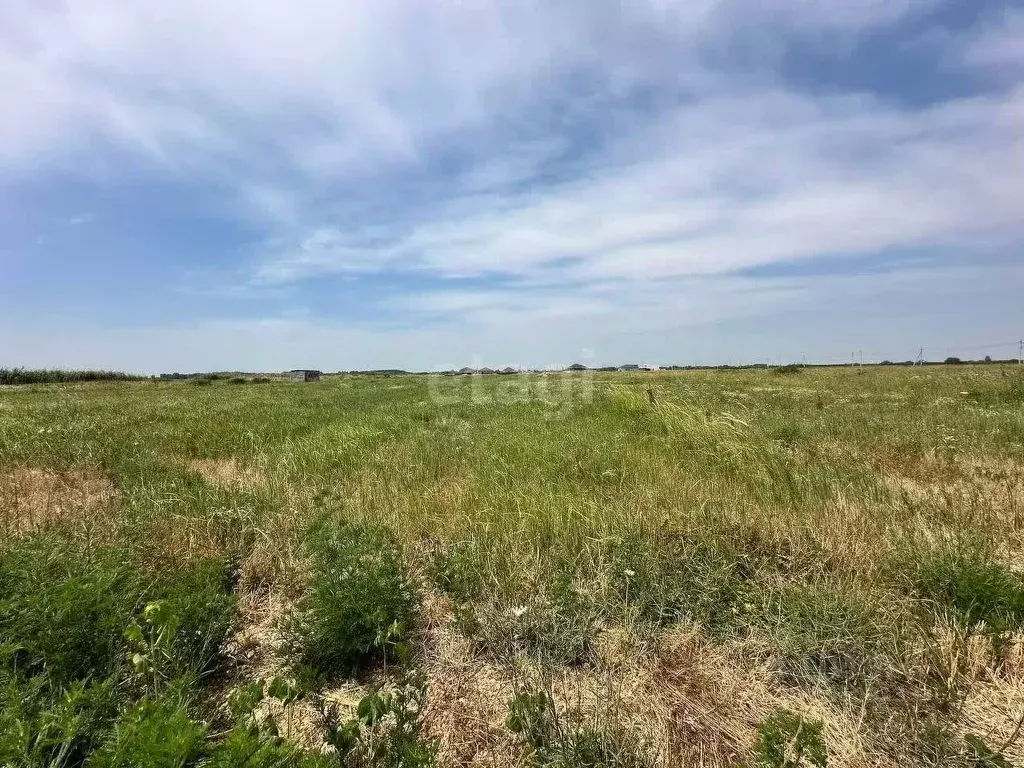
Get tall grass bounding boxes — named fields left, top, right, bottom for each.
left=1, top=365, right=1023, bottom=766
left=0, top=368, right=142, bottom=385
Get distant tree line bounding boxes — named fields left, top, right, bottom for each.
left=4, top=357, right=1016, bottom=387
left=0, top=368, right=143, bottom=385
left=157, top=371, right=280, bottom=380
left=879, top=356, right=1016, bottom=366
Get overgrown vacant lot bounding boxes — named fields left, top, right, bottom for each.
left=2, top=366, right=1024, bottom=767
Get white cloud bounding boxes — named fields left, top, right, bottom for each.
left=960, top=9, right=1024, bottom=76
left=245, top=85, right=1024, bottom=290
left=2, top=0, right=1023, bottom=370
left=0, top=0, right=923, bottom=176
left=4, top=257, right=1020, bottom=372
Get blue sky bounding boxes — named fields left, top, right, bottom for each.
left=1, top=0, right=1022, bottom=372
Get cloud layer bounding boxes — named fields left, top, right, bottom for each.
left=1, top=0, right=1022, bottom=370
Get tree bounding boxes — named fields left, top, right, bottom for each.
left=944, top=356, right=963, bottom=365
left=567, top=363, right=587, bottom=371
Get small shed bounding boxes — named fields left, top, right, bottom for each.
left=288, top=369, right=322, bottom=382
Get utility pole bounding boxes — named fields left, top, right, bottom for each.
left=915, top=347, right=924, bottom=366
left=1019, top=339, right=1023, bottom=365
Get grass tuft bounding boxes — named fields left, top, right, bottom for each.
left=281, top=519, right=419, bottom=677
left=904, top=546, right=1024, bottom=630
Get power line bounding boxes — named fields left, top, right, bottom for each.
left=958, top=341, right=1021, bottom=351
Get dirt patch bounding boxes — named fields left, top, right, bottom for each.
left=0, top=464, right=116, bottom=535
left=186, top=457, right=265, bottom=491
left=653, top=631, right=757, bottom=767
left=882, top=455, right=1024, bottom=530
left=654, top=631, right=898, bottom=768
left=420, top=594, right=522, bottom=767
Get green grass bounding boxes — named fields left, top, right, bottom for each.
left=1, top=366, right=1023, bottom=765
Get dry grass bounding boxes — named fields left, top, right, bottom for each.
left=221, top=591, right=373, bottom=750
left=0, top=464, right=116, bottom=536
left=420, top=594, right=523, bottom=767
left=186, top=457, right=265, bottom=491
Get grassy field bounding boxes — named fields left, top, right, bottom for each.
left=2, top=365, right=1024, bottom=767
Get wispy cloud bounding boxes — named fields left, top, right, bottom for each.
left=247, top=85, right=1023, bottom=288
left=960, top=8, right=1024, bottom=76
left=1, top=0, right=1021, bottom=369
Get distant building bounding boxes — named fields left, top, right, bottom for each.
left=288, top=369, right=322, bottom=382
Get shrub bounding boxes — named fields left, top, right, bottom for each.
left=908, top=549, right=1024, bottom=631
left=0, top=672, right=115, bottom=768
left=190, top=378, right=213, bottom=387
left=88, top=693, right=206, bottom=768
left=0, top=539, right=144, bottom=684
left=752, top=709, right=828, bottom=768
left=0, top=368, right=141, bottom=386
left=772, top=364, right=802, bottom=376
left=281, top=520, right=419, bottom=677
left=228, top=377, right=247, bottom=385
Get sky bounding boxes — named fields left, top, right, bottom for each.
left=1, top=0, right=1022, bottom=373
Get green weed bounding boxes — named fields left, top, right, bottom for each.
left=317, top=668, right=436, bottom=767
left=88, top=692, right=205, bottom=768
left=752, top=709, right=827, bottom=768
left=281, top=520, right=419, bottom=677
left=900, top=545, right=1024, bottom=631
